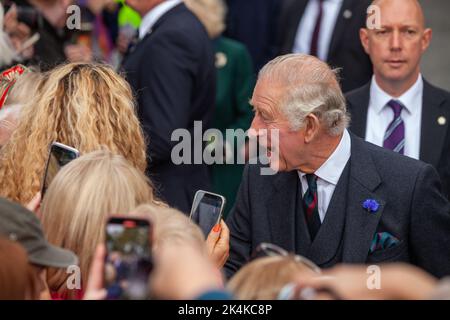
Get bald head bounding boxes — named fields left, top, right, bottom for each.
left=370, top=0, right=426, bottom=29
left=361, top=0, right=432, bottom=96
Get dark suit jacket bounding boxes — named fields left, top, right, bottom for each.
left=277, top=0, right=373, bottom=92
left=347, top=80, right=450, bottom=199
left=224, top=0, right=283, bottom=71
left=122, top=4, right=216, bottom=213
left=225, top=134, right=450, bottom=278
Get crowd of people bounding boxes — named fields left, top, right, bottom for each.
left=0, top=0, right=450, bottom=300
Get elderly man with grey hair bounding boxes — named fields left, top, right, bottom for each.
left=224, top=53, right=450, bottom=279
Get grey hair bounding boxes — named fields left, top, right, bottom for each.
left=258, top=54, right=350, bottom=136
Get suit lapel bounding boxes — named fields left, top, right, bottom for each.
left=420, top=80, right=449, bottom=167
left=307, top=161, right=350, bottom=265
left=347, top=82, right=371, bottom=138
left=122, top=3, right=185, bottom=67
left=342, top=134, right=385, bottom=263
left=328, top=0, right=356, bottom=60
left=266, top=171, right=298, bottom=253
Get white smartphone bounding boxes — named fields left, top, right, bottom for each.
left=189, top=190, right=226, bottom=236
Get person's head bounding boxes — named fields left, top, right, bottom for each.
left=227, top=255, right=320, bottom=300
left=0, top=62, right=147, bottom=204
left=40, top=150, right=159, bottom=296
left=130, top=204, right=206, bottom=254
left=250, top=54, right=349, bottom=173
left=360, top=0, right=432, bottom=95
left=125, top=0, right=166, bottom=16
left=0, top=68, right=43, bottom=147
left=0, top=197, right=78, bottom=300
left=184, top=0, right=226, bottom=38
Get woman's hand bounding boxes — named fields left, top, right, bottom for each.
left=206, top=219, right=230, bottom=269
left=26, top=192, right=41, bottom=218
left=83, top=244, right=107, bottom=300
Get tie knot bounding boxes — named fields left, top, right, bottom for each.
left=387, top=100, right=403, bottom=117
left=305, top=174, right=318, bottom=190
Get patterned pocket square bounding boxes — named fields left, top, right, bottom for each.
left=370, top=232, right=400, bottom=253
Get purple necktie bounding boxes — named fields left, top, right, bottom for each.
left=310, top=0, right=325, bottom=57
left=383, top=100, right=405, bottom=154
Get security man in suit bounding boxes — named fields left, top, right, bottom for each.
left=346, top=0, right=450, bottom=198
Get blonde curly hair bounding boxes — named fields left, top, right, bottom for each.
left=0, top=63, right=147, bottom=204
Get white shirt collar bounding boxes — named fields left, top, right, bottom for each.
left=370, top=74, right=424, bottom=115
left=298, top=129, right=351, bottom=185
left=139, top=0, right=183, bottom=39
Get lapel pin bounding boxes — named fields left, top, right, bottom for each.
left=343, top=10, right=353, bottom=19
left=215, top=52, right=228, bottom=68
left=362, top=199, right=379, bottom=214
left=438, top=116, right=447, bottom=126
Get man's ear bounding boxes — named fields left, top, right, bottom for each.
left=304, top=114, right=321, bottom=143
left=421, top=28, right=432, bottom=52
left=360, top=28, right=370, bottom=55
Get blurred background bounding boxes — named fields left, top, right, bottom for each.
left=420, top=0, right=450, bottom=90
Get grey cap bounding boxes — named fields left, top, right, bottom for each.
left=0, top=197, right=78, bottom=268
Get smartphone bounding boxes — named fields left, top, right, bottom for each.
left=189, top=190, right=226, bottom=237
left=104, top=217, right=153, bottom=300
left=41, top=142, right=79, bottom=197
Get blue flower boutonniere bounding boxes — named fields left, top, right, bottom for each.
left=362, top=199, right=380, bottom=213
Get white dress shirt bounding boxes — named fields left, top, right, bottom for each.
left=365, top=75, right=424, bottom=160
left=298, top=129, right=351, bottom=223
left=139, top=0, right=183, bottom=39
left=292, top=0, right=343, bottom=61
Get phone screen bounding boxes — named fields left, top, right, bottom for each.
left=190, top=192, right=224, bottom=237
left=41, top=143, right=79, bottom=196
left=105, top=218, right=153, bottom=300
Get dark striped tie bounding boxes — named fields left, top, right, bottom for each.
left=303, top=174, right=321, bottom=241
left=383, top=100, right=405, bottom=154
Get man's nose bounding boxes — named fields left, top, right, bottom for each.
left=390, top=30, right=403, bottom=51
left=249, top=116, right=262, bottom=136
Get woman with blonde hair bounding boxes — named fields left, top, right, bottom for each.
left=40, top=150, right=158, bottom=299
left=0, top=62, right=147, bottom=205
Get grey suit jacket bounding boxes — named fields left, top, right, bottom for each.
left=225, top=134, right=450, bottom=278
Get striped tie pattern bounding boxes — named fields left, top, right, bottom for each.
left=303, top=174, right=322, bottom=241
left=383, top=100, right=405, bottom=154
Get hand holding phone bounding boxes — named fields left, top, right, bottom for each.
left=104, top=217, right=153, bottom=300
left=41, top=142, right=79, bottom=197
left=189, top=190, right=226, bottom=237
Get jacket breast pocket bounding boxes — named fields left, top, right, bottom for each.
left=366, top=240, right=409, bottom=263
